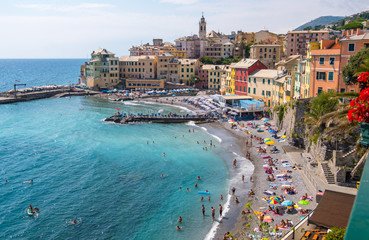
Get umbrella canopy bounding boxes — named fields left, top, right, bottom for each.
left=282, top=135, right=287, bottom=139
left=262, top=118, right=269, bottom=121
left=270, top=196, right=283, bottom=201
left=298, top=200, right=310, bottom=205
left=281, top=200, right=293, bottom=206
left=268, top=199, right=280, bottom=204
left=254, top=211, right=264, bottom=215
left=265, top=141, right=275, bottom=145
left=269, top=130, right=278, bottom=133
left=115, top=108, right=121, bottom=111
left=264, top=138, right=271, bottom=141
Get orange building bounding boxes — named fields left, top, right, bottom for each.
left=338, top=29, right=369, bottom=93
left=310, top=40, right=341, bottom=97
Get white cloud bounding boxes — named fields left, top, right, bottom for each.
left=159, top=0, right=198, bottom=5
left=16, top=3, right=114, bottom=12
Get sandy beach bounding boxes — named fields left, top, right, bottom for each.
left=102, top=94, right=318, bottom=239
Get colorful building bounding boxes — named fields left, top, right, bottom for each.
left=207, top=65, right=228, bottom=90
left=204, top=44, right=222, bottom=59
left=197, top=65, right=210, bottom=89
left=276, top=55, right=301, bottom=101
left=85, top=49, right=120, bottom=90
left=178, top=59, right=199, bottom=85
left=232, top=59, right=267, bottom=96
left=250, top=44, right=283, bottom=69
left=338, top=29, right=369, bottom=93
left=287, top=30, right=329, bottom=56
left=222, top=42, right=235, bottom=58
left=309, top=40, right=341, bottom=97
left=247, top=69, right=281, bottom=107
left=303, top=42, right=320, bottom=98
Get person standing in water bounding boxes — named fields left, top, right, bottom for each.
left=219, top=204, right=223, bottom=217
left=211, top=207, right=215, bottom=220
left=233, top=159, right=237, bottom=168
left=178, top=216, right=182, bottom=223
left=202, top=205, right=205, bottom=216
left=242, top=175, right=245, bottom=182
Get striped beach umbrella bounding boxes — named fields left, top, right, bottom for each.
left=268, top=199, right=280, bottom=204
left=270, top=196, right=283, bottom=201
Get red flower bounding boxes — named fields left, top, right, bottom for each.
left=347, top=73, right=369, bottom=123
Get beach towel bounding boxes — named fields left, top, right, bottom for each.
left=263, top=190, right=274, bottom=195
left=282, top=163, right=291, bottom=167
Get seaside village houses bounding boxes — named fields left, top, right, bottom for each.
left=80, top=14, right=369, bottom=104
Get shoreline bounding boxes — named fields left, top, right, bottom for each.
left=131, top=95, right=256, bottom=239
left=133, top=95, right=319, bottom=240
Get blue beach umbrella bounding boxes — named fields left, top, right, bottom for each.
left=269, top=130, right=278, bottom=133
left=281, top=200, right=293, bottom=206
left=262, top=118, right=269, bottom=122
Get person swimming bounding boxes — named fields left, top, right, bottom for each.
left=23, top=179, right=33, bottom=183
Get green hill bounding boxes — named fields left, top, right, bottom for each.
left=295, top=16, right=344, bottom=31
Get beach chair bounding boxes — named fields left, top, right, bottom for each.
left=304, top=231, right=311, bottom=238
left=312, top=234, right=319, bottom=240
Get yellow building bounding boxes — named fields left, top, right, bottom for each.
left=207, top=65, right=228, bottom=90
left=247, top=69, right=281, bottom=107
left=272, top=75, right=287, bottom=106
left=250, top=44, right=283, bottom=69
left=303, top=42, right=320, bottom=98
left=221, top=63, right=235, bottom=95
left=119, top=56, right=157, bottom=80
left=178, top=59, right=199, bottom=86
left=230, top=68, right=236, bottom=94
left=85, top=49, right=120, bottom=89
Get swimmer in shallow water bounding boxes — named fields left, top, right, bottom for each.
left=23, top=180, right=33, bottom=183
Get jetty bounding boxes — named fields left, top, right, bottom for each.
left=105, top=114, right=213, bottom=124
left=0, top=86, right=99, bottom=104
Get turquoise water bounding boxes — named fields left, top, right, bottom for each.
left=0, top=96, right=230, bottom=239
left=0, top=59, right=86, bottom=92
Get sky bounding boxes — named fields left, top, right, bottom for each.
left=0, top=0, right=368, bottom=58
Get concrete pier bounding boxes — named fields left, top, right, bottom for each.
left=105, top=115, right=213, bottom=124
left=0, top=88, right=99, bottom=104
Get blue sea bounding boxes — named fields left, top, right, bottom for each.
left=0, top=59, right=87, bottom=92
left=0, top=60, right=251, bottom=239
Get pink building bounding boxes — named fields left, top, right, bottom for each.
left=197, top=66, right=209, bottom=89
left=287, top=30, right=329, bottom=56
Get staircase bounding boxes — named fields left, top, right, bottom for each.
left=321, top=162, right=335, bottom=184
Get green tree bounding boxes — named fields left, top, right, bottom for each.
left=215, top=58, right=224, bottom=65
left=342, top=47, right=369, bottom=89
left=244, top=43, right=253, bottom=58
left=308, top=91, right=338, bottom=120
left=325, top=227, right=346, bottom=240
left=199, top=57, right=214, bottom=64
left=304, top=26, right=313, bottom=30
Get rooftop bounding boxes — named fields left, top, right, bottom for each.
left=232, top=58, right=259, bottom=69
left=120, top=56, right=155, bottom=61
left=311, top=49, right=340, bottom=56
left=249, top=69, right=281, bottom=79
left=221, top=95, right=253, bottom=100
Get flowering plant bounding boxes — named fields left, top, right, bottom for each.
left=348, top=72, right=369, bottom=123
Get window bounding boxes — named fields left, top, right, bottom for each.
left=340, top=88, right=345, bottom=93
left=253, top=88, right=256, bottom=94
left=316, top=72, right=326, bottom=80
left=348, top=43, right=355, bottom=52
left=248, top=78, right=251, bottom=83
left=254, top=78, right=256, bottom=83
left=248, top=87, right=250, bottom=93
left=317, top=87, right=323, bottom=94
left=262, top=79, right=265, bottom=84
left=244, top=87, right=246, bottom=92
left=262, top=90, right=265, bottom=95
left=319, top=57, right=325, bottom=65
left=328, top=72, right=334, bottom=81
left=329, top=57, right=335, bottom=65
left=268, top=79, right=270, bottom=85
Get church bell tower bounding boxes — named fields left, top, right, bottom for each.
left=199, top=13, right=206, bottom=39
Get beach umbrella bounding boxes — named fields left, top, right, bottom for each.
left=282, top=135, right=287, bottom=139
left=263, top=215, right=273, bottom=222
left=264, top=138, right=271, bottom=141
left=262, top=118, right=269, bottom=122
left=268, top=199, right=280, bottom=204
left=281, top=200, right=293, bottom=206
left=298, top=200, right=310, bottom=205
left=265, top=141, right=275, bottom=145
left=269, top=130, right=278, bottom=133
left=269, top=196, right=283, bottom=202
left=115, top=108, right=121, bottom=111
